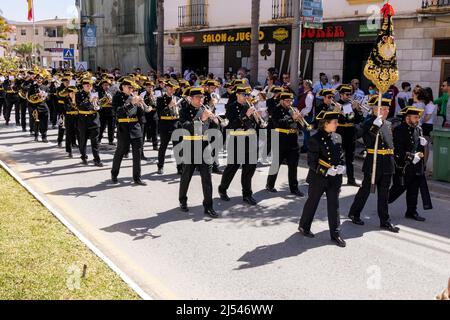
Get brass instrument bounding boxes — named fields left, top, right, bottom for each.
left=288, top=105, right=313, bottom=131
left=99, top=92, right=113, bottom=107
left=27, top=92, right=46, bottom=104
left=169, top=95, right=183, bottom=117
left=246, top=97, right=268, bottom=129
left=202, top=103, right=229, bottom=128
left=130, top=92, right=154, bottom=113
left=90, top=93, right=101, bottom=111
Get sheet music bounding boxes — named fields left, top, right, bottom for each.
left=342, top=103, right=353, bottom=115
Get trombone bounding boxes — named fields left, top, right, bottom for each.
left=288, top=104, right=313, bottom=131
left=246, top=97, right=268, bottom=129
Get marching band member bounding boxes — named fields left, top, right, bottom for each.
left=315, top=89, right=340, bottom=115
left=336, top=84, right=364, bottom=187
left=111, top=78, right=148, bottom=186
left=3, top=74, right=19, bottom=127
left=76, top=78, right=103, bottom=167
left=218, top=87, right=259, bottom=206
left=55, top=76, right=71, bottom=148
left=98, top=78, right=116, bottom=146
left=298, top=111, right=346, bottom=247
left=204, top=79, right=223, bottom=174
left=17, top=71, right=33, bottom=132
left=388, top=107, right=429, bottom=222
left=178, top=87, right=218, bottom=218
left=266, top=92, right=304, bottom=197
left=63, top=85, right=79, bottom=158
left=156, top=80, right=183, bottom=175
left=348, top=98, right=400, bottom=233
left=142, top=80, right=159, bottom=151
left=27, top=74, right=50, bottom=143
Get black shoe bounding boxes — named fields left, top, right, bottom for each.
left=124, top=153, right=129, bottom=159
left=22, top=128, right=26, bottom=132
left=111, top=176, right=119, bottom=184
left=405, top=213, right=426, bottom=222
left=94, top=161, right=104, bottom=167
left=5, top=121, right=9, bottom=126
left=42, top=138, right=48, bottom=143
left=423, top=204, right=433, bottom=210
left=68, top=152, right=73, bottom=159
left=57, top=142, right=62, bottom=148
left=243, top=196, right=257, bottom=206
left=347, top=180, right=360, bottom=187
left=348, top=214, right=365, bottom=226
left=266, top=186, right=278, bottom=193
left=157, top=167, right=164, bottom=175
left=153, top=145, right=159, bottom=151
left=134, top=179, right=147, bottom=186
left=380, top=223, right=400, bottom=233
left=81, top=158, right=88, bottom=165
left=219, top=188, right=230, bottom=201
left=298, top=226, right=315, bottom=238
left=331, top=235, right=347, bottom=248
left=291, top=189, right=305, bottom=197
left=177, top=168, right=183, bottom=175
left=204, top=208, right=219, bottom=218
left=34, top=137, right=38, bottom=142
left=180, top=203, right=189, bottom=212
left=212, top=167, right=223, bottom=174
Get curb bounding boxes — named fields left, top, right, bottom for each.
left=0, top=159, right=153, bottom=300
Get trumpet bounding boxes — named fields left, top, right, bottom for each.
left=131, top=92, right=154, bottom=113
left=169, top=95, right=183, bottom=117
left=289, top=105, right=313, bottom=131
left=202, top=104, right=229, bottom=128
left=246, top=97, right=268, bottom=129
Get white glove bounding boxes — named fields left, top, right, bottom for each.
left=326, top=167, right=338, bottom=177
left=336, top=165, right=346, bottom=176
left=373, top=116, right=383, bottom=128
left=412, top=153, right=421, bottom=165
left=419, top=136, right=428, bottom=147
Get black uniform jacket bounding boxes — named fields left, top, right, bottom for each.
left=306, top=130, right=343, bottom=184
left=76, top=90, right=100, bottom=129
left=359, top=116, right=395, bottom=175
left=113, top=91, right=144, bottom=140
left=393, top=122, right=425, bottom=176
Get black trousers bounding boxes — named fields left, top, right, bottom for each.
left=28, top=105, right=35, bottom=133
left=145, top=116, right=158, bottom=146
left=299, top=175, right=342, bottom=237
left=49, top=100, right=57, bottom=127
left=179, top=163, right=213, bottom=209
left=20, top=99, right=28, bottom=130
left=389, top=173, right=421, bottom=215
left=5, top=96, right=20, bottom=124
left=0, top=98, right=4, bottom=118
left=343, top=142, right=355, bottom=182
left=78, top=125, right=100, bottom=162
left=348, top=172, right=392, bottom=225
left=158, top=129, right=181, bottom=169
left=267, top=146, right=299, bottom=192
left=34, top=111, right=49, bottom=138
left=219, top=164, right=257, bottom=197
left=65, top=116, right=79, bottom=153
left=99, top=115, right=115, bottom=143
left=111, top=136, right=142, bottom=181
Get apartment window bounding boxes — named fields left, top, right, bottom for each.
left=35, top=29, right=39, bottom=35
left=21, top=29, right=26, bottom=36
left=44, top=27, right=57, bottom=37
left=56, top=41, right=63, bottom=48
left=119, top=0, right=136, bottom=35
left=434, top=38, right=450, bottom=57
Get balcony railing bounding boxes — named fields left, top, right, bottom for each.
left=272, top=0, right=293, bottom=20
left=419, top=0, right=450, bottom=12
left=178, top=4, right=208, bottom=29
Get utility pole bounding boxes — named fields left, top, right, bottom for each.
left=77, top=0, right=83, bottom=63
left=290, top=0, right=303, bottom=96
left=157, top=0, right=164, bottom=74
left=250, top=0, right=260, bottom=86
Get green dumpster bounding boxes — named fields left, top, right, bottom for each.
left=432, top=128, right=450, bottom=182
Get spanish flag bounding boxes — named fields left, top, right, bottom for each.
left=27, top=0, right=33, bottom=22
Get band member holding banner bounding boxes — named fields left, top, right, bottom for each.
left=219, top=87, right=259, bottom=206
left=178, top=87, right=218, bottom=218
left=111, top=78, right=148, bottom=185
left=266, top=92, right=304, bottom=197
left=298, top=111, right=346, bottom=247
left=388, top=107, right=430, bottom=221
left=347, top=98, right=399, bottom=233
left=156, top=80, right=183, bottom=175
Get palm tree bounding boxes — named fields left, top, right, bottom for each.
left=157, top=0, right=164, bottom=74
left=250, top=0, right=261, bottom=86
left=13, top=43, right=41, bottom=67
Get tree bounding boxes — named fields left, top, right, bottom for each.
left=157, top=0, right=164, bottom=74
left=0, top=15, right=12, bottom=49
left=12, top=43, right=41, bottom=67
left=250, top=0, right=260, bottom=86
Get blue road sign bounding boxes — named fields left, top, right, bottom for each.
left=63, top=48, right=75, bottom=60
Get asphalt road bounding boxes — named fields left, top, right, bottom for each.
left=1, top=123, right=449, bottom=300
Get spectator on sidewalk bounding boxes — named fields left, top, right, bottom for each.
left=434, top=79, right=448, bottom=127
left=396, top=82, right=412, bottom=116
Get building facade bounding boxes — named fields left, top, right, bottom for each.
left=6, top=18, right=79, bottom=68
left=84, top=0, right=450, bottom=96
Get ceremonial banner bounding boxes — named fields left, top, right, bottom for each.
left=363, top=1, right=399, bottom=93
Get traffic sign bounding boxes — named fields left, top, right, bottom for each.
left=75, top=61, right=88, bottom=72
left=63, top=48, right=75, bottom=60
